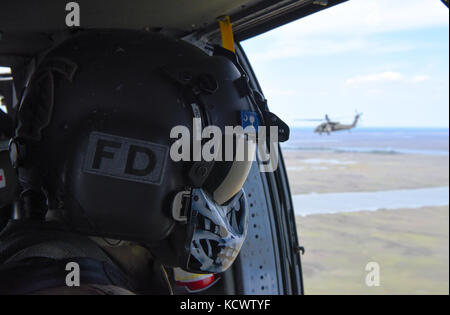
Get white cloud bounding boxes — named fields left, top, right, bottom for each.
left=277, top=0, right=449, bottom=38
left=250, top=38, right=368, bottom=61
left=346, top=71, right=431, bottom=85
left=264, top=87, right=297, bottom=96
left=346, top=71, right=404, bottom=84
left=247, top=0, right=449, bottom=61
left=244, top=1, right=449, bottom=128
left=411, top=75, right=431, bottom=83
left=250, top=39, right=417, bottom=61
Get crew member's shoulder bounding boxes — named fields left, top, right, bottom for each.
left=0, top=219, right=104, bottom=264
left=31, top=284, right=136, bottom=295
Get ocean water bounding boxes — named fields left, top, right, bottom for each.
left=284, top=128, right=449, bottom=214
left=293, top=186, right=449, bottom=216
left=282, top=127, right=449, bottom=156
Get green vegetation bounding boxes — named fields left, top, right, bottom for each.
left=297, top=206, right=449, bottom=295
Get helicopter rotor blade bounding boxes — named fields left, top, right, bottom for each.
left=294, top=119, right=324, bottom=122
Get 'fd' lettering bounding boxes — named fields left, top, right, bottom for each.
left=84, top=131, right=168, bottom=185
left=125, top=145, right=155, bottom=176
left=92, top=139, right=122, bottom=169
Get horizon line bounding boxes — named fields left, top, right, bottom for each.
left=289, top=126, right=450, bottom=130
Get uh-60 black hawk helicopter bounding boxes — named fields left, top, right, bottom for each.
left=316, top=112, right=362, bottom=135
left=296, top=112, right=363, bottom=135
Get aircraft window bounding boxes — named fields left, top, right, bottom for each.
left=0, top=67, right=12, bottom=117
left=242, top=0, right=449, bottom=295
left=0, top=67, right=13, bottom=115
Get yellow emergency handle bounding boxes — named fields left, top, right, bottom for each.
left=218, top=16, right=235, bottom=53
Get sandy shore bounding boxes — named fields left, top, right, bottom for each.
left=283, top=151, right=449, bottom=194
left=296, top=206, right=449, bottom=295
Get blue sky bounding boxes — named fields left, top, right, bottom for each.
left=242, top=0, right=449, bottom=128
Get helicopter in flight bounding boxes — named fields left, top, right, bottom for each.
left=297, top=112, right=363, bottom=135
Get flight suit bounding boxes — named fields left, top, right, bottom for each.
left=0, top=220, right=171, bottom=295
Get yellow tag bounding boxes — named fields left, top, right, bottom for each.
left=218, top=16, right=235, bottom=53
